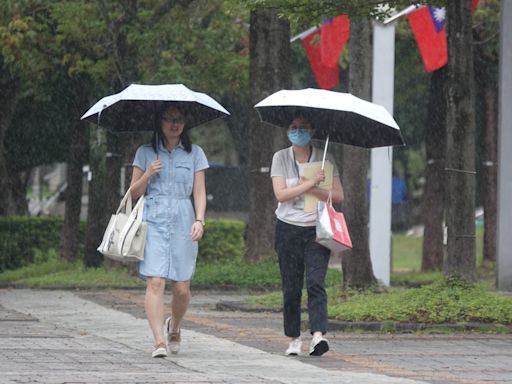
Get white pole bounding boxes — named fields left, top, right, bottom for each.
left=369, top=22, right=395, bottom=286
left=497, top=0, right=512, bottom=291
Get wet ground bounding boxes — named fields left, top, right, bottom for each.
left=79, top=289, right=512, bottom=384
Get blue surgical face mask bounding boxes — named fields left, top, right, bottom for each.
left=288, top=128, right=311, bottom=147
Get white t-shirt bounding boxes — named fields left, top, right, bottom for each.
left=270, top=146, right=340, bottom=227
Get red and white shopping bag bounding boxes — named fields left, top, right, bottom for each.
left=316, top=195, right=352, bottom=253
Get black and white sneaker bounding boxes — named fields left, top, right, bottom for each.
left=309, top=334, right=329, bottom=356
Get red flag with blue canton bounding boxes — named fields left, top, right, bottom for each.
left=302, top=30, right=339, bottom=89
left=320, top=14, right=350, bottom=68
left=407, top=1, right=479, bottom=73
left=407, top=5, right=447, bottom=72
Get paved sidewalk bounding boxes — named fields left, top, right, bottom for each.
left=82, top=289, right=512, bottom=384
left=1, top=289, right=512, bottom=384
left=0, top=289, right=427, bottom=384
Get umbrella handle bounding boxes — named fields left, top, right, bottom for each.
left=155, top=131, right=159, bottom=160
left=321, top=135, right=329, bottom=170
left=97, top=104, right=106, bottom=127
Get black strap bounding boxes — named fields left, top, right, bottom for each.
left=290, top=147, right=313, bottom=179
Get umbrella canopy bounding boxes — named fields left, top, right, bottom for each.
left=80, top=83, right=230, bottom=132
left=254, top=88, right=405, bottom=148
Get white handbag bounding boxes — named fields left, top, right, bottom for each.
left=97, top=188, right=147, bottom=262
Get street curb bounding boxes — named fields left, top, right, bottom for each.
left=216, top=300, right=282, bottom=313
left=0, top=283, right=146, bottom=290
left=216, top=300, right=512, bottom=333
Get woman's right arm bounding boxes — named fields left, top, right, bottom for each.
left=129, top=167, right=149, bottom=200
left=272, top=170, right=324, bottom=203
left=130, top=160, right=162, bottom=199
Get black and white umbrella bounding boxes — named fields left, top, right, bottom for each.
left=254, top=88, right=405, bottom=149
left=81, top=83, right=230, bottom=131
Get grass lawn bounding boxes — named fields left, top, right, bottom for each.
left=2, top=225, right=510, bottom=330
left=392, top=224, right=484, bottom=271
left=391, top=224, right=487, bottom=286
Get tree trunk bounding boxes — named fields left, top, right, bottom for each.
left=473, top=26, right=498, bottom=264
left=59, top=116, right=88, bottom=262
left=83, top=126, right=109, bottom=268
left=341, top=19, right=376, bottom=289
left=482, top=83, right=497, bottom=262
left=223, top=94, right=250, bottom=168
left=444, top=0, right=477, bottom=280
left=102, top=132, right=123, bottom=270
left=245, top=8, right=290, bottom=261
left=0, top=80, right=22, bottom=215
left=421, top=67, right=447, bottom=271
left=103, top=131, right=143, bottom=271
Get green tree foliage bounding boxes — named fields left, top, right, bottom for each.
left=1, top=1, right=252, bottom=265
left=136, top=2, right=249, bottom=95
left=1, top=0, right=250, bottom=178
left=236, top=0, right=427, bottom=23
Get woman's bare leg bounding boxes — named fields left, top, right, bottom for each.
left=170, top=280, right=190, bottom=332
left=145, top=277, right=166, bottom=345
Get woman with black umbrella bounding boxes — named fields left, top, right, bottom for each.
left=271, top=111, right=344, bottom=357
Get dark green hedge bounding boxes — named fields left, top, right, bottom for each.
left=0, top=216, right=246, bottom=272
left=0, top=216, right=83, bottom=272
left=199, top=219, right=245, bottom=262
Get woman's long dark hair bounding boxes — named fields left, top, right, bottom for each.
left=151, top=102, right=192, bottom=154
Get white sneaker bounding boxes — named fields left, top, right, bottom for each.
left=168, top=329, right=181, bottom=354
left=164, top=316, right=181, bottom=354
left=151, top=343, right=167, bottom=358
left=309, top=334, right=329, bottom=356
left=285, top=338, right=302, bottom=356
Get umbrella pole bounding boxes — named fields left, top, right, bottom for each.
left=155, top=131, right=159, bottom=160
left=154, top=103, right=159, bottom=160
left=321, top=134, right=329, bottom=170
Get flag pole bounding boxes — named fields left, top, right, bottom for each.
left=290, top=26, right=319, bottom=42
left=383, top=4, right=421, bottom=24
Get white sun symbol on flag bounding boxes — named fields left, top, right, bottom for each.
left=433, top=7, right=446, bottom=23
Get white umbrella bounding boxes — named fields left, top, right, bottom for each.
left=254, top=88, right=404, bottom=148
left=80, top=83, right=230, bottom=131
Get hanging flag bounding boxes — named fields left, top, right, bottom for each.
left=320, top=14, right=350, bottom=68
left=302, top=30, right=339, bottom=89
left=407, top=2, right=479, bottom=73
left=407, top=5, right=447, bottom=72
left=472, top=0, right=479, bottom=13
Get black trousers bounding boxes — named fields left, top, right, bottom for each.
left=274, top=219, right=330, bottom=338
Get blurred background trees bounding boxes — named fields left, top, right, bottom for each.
left=0, top=0, right=501, bottom=285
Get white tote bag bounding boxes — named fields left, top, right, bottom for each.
left=97, top=188, right=147, bottom=262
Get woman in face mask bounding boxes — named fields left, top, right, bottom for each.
left=270, top=111, right=344, bottom=357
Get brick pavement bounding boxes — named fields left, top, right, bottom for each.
left=0, top=289, right=428, bottom=384
left=1, top=289, right=512, bottom=383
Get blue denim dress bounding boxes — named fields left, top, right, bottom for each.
left=132, top=142, right=209, bottom=281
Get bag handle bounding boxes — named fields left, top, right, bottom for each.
left=131, top=193, right=145, bottom=220
left=116, top=188, right=134, bottom=215
left=119, top=193, right=145, bottom=256
left=326, top=190, right=333, bottom=207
